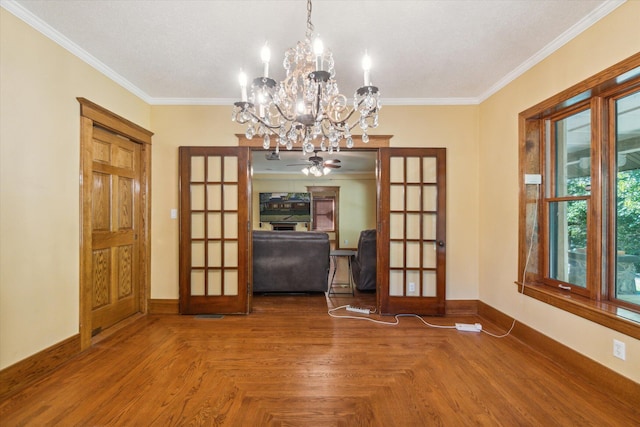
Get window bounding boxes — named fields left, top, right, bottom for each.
left=613, top=91, right=640, bottom=306
left=546, top=108, right=592, bottom=296
left=519, top=53, right=640, bottom=337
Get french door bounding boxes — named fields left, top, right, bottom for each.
left=378, top=148, right=447, bottom=315
left=179, top=147, right=251, bottom=314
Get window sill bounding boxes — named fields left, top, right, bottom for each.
left=515, top=282, right=640, bottom=340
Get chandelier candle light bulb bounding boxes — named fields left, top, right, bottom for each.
left=239, top=71, right=248, bottom=102
left=231, top=0, right=381, bottom=154
left=362, top=52, right=372, bottom=86
left=313, top=37, right=324, bottom=71
left=261, top=43, right=270, bottom=77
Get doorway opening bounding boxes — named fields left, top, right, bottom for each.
left=179, top=136, right=447, bottom=316
left=251, top=147, right=378, bottom=308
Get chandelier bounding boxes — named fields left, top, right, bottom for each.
left=231, top=0, right=381, bottom=155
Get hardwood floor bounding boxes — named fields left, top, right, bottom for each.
left=1, top=294, right=638, bottom=426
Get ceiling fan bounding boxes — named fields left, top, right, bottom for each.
left=287, top=152, right=341, bottom=176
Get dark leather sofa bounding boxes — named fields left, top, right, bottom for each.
left=351, top=229, right=377, bottom=291
left=252, top=230, right=330, bottom=293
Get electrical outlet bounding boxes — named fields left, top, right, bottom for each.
left=408, top=282, right=415, bottom=293
left=613, top=339, right=626, bottom=360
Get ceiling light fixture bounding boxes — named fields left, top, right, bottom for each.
left=301, top=164, right=332, bottom=177
left=232, top=0, right=380, bottom=155
left=289, top=151, right=341, bottom=177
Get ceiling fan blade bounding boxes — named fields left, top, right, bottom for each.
left=286, top=163, right=311, bottom=167
left=324, top=159, right=341, bottom=164
left=324, top=163, right=341, bottom=168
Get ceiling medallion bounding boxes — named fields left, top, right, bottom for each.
left=232, top=0, right=381, bottom=155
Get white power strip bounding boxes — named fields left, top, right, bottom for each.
left=346, top=305, right=370, bottom=314
left=455, top=323, right=482, bottom=332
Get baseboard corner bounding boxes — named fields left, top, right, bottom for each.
left=477, top=300, right=640, bottom=405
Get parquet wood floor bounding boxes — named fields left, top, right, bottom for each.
left=1, top=294, right=638, bottom=426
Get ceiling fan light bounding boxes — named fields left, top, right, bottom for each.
left=302, top=167, right=310, bottom=175
left=323, top=167, right=332, bottom=175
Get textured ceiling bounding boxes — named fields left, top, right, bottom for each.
left=3, top=0, right=623, bottom=105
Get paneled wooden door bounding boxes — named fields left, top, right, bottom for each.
left=378, top=148, right=447, bottom=315
left=90, top=127, right=141, bottom=332
left=179, top=147, right=250, bottom=314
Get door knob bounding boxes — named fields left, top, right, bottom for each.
left=438, top=240, right=445, bottom=247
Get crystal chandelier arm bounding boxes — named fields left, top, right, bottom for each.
left=271, top=100, right=297, bottom=124
left=233, top=102, right=283, bottom=134
left=329, top=108, right=356, bottom=129
left=319, top=99, right=355, bottom=133
left=252, top=114, right=282, bottom=132
left=251, top=78, right=299, bottom=124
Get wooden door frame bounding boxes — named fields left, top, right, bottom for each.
left=78, top=98, right=153, bottom=350
left=239, top=135, right=391, bottom=309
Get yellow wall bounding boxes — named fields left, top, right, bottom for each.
left=1, top=0, right=638, bottom=385
left=478, top=1, right=640, bottom=382
left=149, top=105, right=238, bottom=301
left=0, top=9, right=150, bottom=369
left=252, top=173, right=377, bottom=246
left=149, top=104, right=480, bottom=302
left=381, top=106, right=481, bottom=301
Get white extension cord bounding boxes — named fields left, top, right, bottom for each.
left=345, top=305, right=370, bottom=314
left=455, top=322, right=482, bottom=332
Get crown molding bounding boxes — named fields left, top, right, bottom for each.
left=149, top=97, right=480, bottom=106
left=2, top=0, right=626, bottom=108
left=478, top=0, right=626, bottom=102
left=381, top=97, right=480, bottom=106
left=147, top=97, right=237, bottom=106
left=1, top=0, right=153, bottom=103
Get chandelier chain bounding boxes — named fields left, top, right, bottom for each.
left=306, top=0, right=314, bottom=39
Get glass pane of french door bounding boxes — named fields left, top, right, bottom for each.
left=379, top=148, right=446, bottom=315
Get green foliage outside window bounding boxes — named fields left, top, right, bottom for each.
left=567, top=168, right=640, bottom=270
left=566, top=178, right=589, bottom=250
left=617, top=169, right=640, bottom=268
